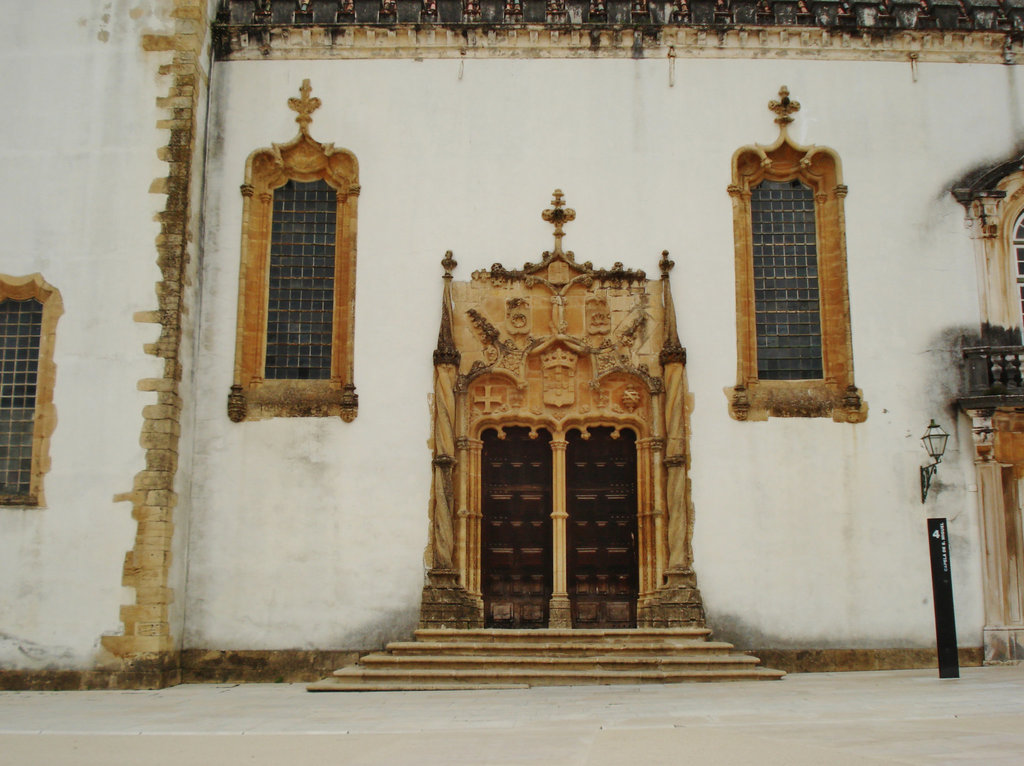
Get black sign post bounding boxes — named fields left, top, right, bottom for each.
left=927, top=518, right=959, bottom=679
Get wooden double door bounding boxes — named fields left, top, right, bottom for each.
left=481, top=426, right=638, bottom=629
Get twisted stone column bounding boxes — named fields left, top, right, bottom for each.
left=429, top=363, right=457, bottom=571
left=663, top=362, right=691, bottom=572
left=419, top=252, right=481, bottom=628
left=638, top=252, right=704, bottom=627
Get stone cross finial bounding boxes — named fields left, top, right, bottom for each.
left=542, top=189, right=576, bottom=254
left=769, top=85, right=800, bottom=126
left=288, top=79, right=321, bottom=135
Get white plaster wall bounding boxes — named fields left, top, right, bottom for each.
left=189, top=56, right=1022, bottom=651
left=0, top=2, right=176, bottom=668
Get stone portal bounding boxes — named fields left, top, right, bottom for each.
left=420, top=191, right=704, bottom=629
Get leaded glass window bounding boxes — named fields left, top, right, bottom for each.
left=751, top=179, right=823, bottom=380
left=0, top=298, right=42, bottom=498
left=1015, top=213, right=1024, bottom=330
left=265, top=178, right=337, bottom=380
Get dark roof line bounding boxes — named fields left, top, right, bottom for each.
left=215, top=0, right=1024, bottom=32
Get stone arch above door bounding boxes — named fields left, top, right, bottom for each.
left=420, top=191, right=704, bottom=629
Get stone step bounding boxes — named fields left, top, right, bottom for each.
left=414, top=628, right=713, bottom=644
left=359, top=652, right=761, bottom=671
left=385, top=640, right=739, bottom=656
left=308, top=628, right=785, bottom=691
left=308, top=678, right=531, bottom=692
left=318, top=665, right=785, bottom=689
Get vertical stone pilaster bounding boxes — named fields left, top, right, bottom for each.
left=455, top=434, right=469, bottom=587
left=651, top=446, right=667, bottom=590
left=961, top=192, right=1018, bottom=333
left=467, top=437, right=483, bottom=597
left=969, top=408, right=1024, bottom=662
left=975, top=461, right=1009, bottom=625
left=636, top=438, right=653, bottom=597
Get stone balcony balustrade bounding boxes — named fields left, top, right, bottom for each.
left=961, top=345, right=1024, bottom=409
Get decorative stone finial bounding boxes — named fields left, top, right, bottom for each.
left=435, top=251, right=461, bottom=367
left=769, top=86, right=800, bottom=126
left=541, top=189, right=576, bottom=255
left=288, top=79, right=321, bottom=135
left=659, top=250, right=675, bottom=277
left=340, top=383, right=358, bottom=422
left=441, top=250, right=457, bottom=278
left=659, top=249, right=686, bottom=366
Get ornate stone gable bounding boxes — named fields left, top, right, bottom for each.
left=452, top=190, right=663, bottom=437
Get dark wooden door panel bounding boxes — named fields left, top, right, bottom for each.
left=482, top=427, right=552, bottom=629
left=567, top=427, right=638, bottom=629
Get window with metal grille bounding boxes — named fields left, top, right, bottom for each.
left=0, top=298, right=42, bottom=498
left=265, top=178, right=336, bottom=380
left=751, top=179, right=823, bottom=380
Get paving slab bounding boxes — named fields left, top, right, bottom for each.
left=0, top=666, right=1021, bottom=765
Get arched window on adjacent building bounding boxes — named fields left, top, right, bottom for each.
left=1013, top=211, right=1024, bottom=330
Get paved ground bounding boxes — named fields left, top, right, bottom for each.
left=1, top=666, right=1022, bottom=765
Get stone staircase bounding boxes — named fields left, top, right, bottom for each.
left=308, top=628, right=785, bottom=691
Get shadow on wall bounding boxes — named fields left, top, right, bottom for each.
left=337, top=604, right=422, bottom=651
left=924, top=325, right=981, bottom=428
left=944, top=142, right=1024, bottom=203
left=180, top=605, right=422, bottom=684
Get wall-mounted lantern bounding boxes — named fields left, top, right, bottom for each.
left=920, top=420, right=950, bottom=503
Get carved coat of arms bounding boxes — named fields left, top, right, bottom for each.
left=541, top=346, right=577, bottom=407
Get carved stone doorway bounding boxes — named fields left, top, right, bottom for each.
left=420, top=191, right=706, bottom=631
left=567, top=427, right=639, bottom=629
left=482, top=427, right=553, bottom=628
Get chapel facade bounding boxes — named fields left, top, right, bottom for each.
left=1, top=0, right=1023, bottom=688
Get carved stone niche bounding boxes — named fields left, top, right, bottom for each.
left=419, top=191, right=705, bottom=630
